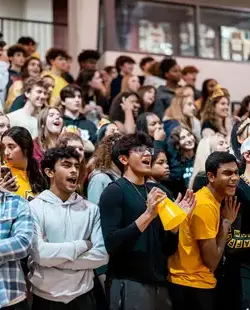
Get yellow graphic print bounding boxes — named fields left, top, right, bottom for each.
left=227, top=227, right=250, bottom=249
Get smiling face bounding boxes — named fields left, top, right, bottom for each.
left=45, top=108, right=63, bottom=135
left=27, top=59, right=41, bottom=77
left=182, top=96, right=196, bottom=118
left=26, top=85, right=47, bottom=108
left=208, top=162, right=239, bottom=197
left=151, top=152, right=170, bottom=182
left=215, top=97, right=229, bottom=119
left=179, top=128, right=195, bottom=151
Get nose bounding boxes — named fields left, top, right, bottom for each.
left=4, top=148, right=9, bottom=157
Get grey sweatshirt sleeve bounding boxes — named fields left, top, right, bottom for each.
left=30, top=203, right=89, bottom=267
left=58, top=206, right=109, bottom=270
left=87, top=173, right=112, bottom=205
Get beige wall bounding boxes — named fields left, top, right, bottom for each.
left=102, top=51, right=250, bottom=101
left=68, top=0, right=100, bottom=77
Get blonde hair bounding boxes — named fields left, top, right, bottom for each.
left=189, top=133, right=224, bottom=188
left=164, top=88, right=194, bottom=132
left=37, top=107, right=62, bottom=151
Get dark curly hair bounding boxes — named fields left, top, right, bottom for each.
left=112, top=131, right=153, bottom=173
left=41, top=146, right=80, bottom=185
left=21, top=56, right=42, bottom=80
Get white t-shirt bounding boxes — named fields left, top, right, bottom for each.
left=7, top=109, right=38, bottom=139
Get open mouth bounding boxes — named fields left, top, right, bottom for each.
left=67, top=177, right=77, bottom=185
left=53, top=120, right=61, bottom=126
left=142, top=158, right=151, bottom=166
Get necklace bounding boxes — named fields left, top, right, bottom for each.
left=124, top=177, right=148, bottom=203
left=241, top=174, right=250, bottom=187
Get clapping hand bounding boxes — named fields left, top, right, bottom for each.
left=175, top=189, right=196, bottom=216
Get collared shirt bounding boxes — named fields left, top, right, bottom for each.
left=0, top=189, right=33, bottom=308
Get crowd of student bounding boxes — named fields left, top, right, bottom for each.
left=0, top=36, right=250, bottom=310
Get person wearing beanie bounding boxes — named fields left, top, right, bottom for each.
left=154, top=57, right=182, bottom=119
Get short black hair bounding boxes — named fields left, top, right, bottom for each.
left=160, top=57, right=177, bottom=76
left=41, top=146, right=80, bottom=183
left=111, top=131, right=153, bottom=173
left=115, top=55, right=135, bottom=71
left=46, top=47, right=69, bottom=65
left=7, top=44, right=27, bottom=57
left=139, top=56, right=154, bottom=70
left=78, top=50, right=100, bottom=64
left=60, top=84, right=83, bottom=102
left=17, top=36, right=36, bottom=45
left=205, top=152, right=237, bottom=176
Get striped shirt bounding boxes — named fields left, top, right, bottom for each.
left=0, top=189, right=33, bottom=308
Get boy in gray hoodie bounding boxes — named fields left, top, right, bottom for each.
left=28, top=146, right=108, bottom=310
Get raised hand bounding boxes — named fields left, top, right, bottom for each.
left=175, top=189, right=196, bottom=215
left=221, top=196, right=240, bottom=224
left=146, top=187, right=167, bottom=219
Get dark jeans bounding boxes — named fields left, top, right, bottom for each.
left=169, top=282, right=215, bottom=310
left=106, top=278, right=172, bottom=310
left=32, top=290, right=96, bottom=310
left=3, top=300, right=28, bottom=310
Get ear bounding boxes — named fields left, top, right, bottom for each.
left=118, top=155, right=129, bottom=167
left=61, top=100, right=65, bottom=107
left=44, top=167, right=54, bottom=179
left=24, top=91, right=30, bottom=99
left=244, top=152, right=250, bottom=163
left=207, top=171, right=215, bottom=184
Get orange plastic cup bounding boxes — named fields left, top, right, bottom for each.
left=158, top=197, right=187, bottom=230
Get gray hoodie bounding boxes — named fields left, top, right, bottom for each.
left=28, top=190, right=109, bottom=304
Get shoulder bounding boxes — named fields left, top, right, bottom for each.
left=91, top=172, right=112, bottom=183
left=201, top=120, right=216, bottom=131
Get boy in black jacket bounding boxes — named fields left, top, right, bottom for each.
left=99, top=132, right=195, bottom=310
left=60, top=84, right=97, bottom=144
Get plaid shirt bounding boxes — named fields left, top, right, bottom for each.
left=0, top=189, right=33, bottom=308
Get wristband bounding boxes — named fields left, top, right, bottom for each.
left=222, top=218, right=232, bottom=226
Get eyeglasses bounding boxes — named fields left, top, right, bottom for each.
left=130, top=146, right=154, bottom=155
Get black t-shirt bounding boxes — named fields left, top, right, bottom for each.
left=201, top=120, right=218, bottom=133
left=225, top=178, right=250, bottom=264
left=99, top=177, right=178, bottom=284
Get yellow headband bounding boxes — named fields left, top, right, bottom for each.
left=211, top=84, right=224, bottom=99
